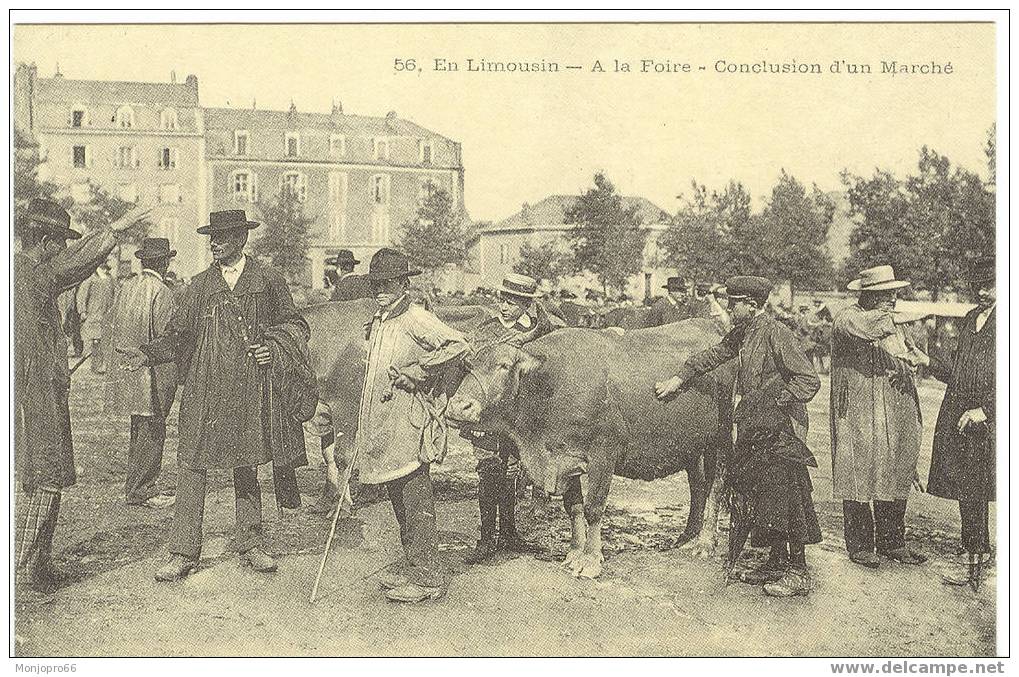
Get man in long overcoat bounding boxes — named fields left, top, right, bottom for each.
left=830, top=266, right=928, bottom=568
left=928, top=257, right=996, bottom=587
left=329, top=249, right=371, bottom=302
left=76, top=261, right=116, bottom=372
left=120, top=210, right=310, bottom=581
left=356, top=248, right=469, bottom=603
left=656, top=276, right=821, bottom=597
left=15, top=198, right=147, bottom=591
left=104, top=238, right=179, bottom=507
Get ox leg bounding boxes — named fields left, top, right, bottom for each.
left=681, top=448, right=722, bottom=559
left=561, top=476, right=587, bottom=570
left=571, top=452, right=613, bottom=579
left=675, top=456, right=707, bottom=547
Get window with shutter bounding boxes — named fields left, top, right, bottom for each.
left=71, top=109, right=85, bottom=127
left=281, top=172, right=307, bottom=202
left=235, top=131, right=249, bottom=155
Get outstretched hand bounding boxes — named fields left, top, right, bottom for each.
left=654, top=375, right=685, bottom=401
left=110, top=206, right=154, bottom=233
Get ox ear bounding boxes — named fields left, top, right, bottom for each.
left=516, top=351, right=544, bottom=377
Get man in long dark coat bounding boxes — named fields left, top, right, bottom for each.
left=928, top=257, right=996, bottom=587
left=655, top=276, right=821, bottom=597
left=15, top=198, right=148, bottom=591
left=329, top=249, right=371, bottom=302
left=643, top=276, right=708, bottom=328
left=120, top=210, right=311, bottom=581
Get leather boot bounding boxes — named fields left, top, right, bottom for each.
left=497, top=468, right=542, bottom=554
left=465, top=471, right=499, bottom=564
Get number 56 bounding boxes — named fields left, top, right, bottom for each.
left=394, top=58, right=417, bottom=72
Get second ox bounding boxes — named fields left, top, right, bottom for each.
left=445, top=318, right=735, bottom=578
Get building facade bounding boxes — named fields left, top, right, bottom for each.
left=14, top=64, right=209, bottom=277
left=466, top=194, right=673, bottom=299
left=203, top=104, right=464, bottom=287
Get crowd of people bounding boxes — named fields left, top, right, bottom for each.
left=14, top=198, right=996, bottom=606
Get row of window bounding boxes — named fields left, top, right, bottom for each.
left=231, top=130, right=434, bottom=163
left=229, top=169, right=398, bottom=206
left=72, top=145, right=180, bottom=170
left=70, top=106, right=181, bottom=131
left=69, top=182, right=182, bottom=205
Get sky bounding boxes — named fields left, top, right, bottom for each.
left=13, top=22, right=996, bottom=223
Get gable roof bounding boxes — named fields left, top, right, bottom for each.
left=203, top=106, right=453, bottom=142
left=485, top=194, right=670, bottom=233
left=35, top=77, right=199, bottom=107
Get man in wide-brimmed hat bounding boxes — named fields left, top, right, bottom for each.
left=104, top=238, right=180, bottom=508
left=327, top=249, right=371, bottom=302
left=643, top=276, right=711, bottom=329
left=462, top=273, right=554, bottom=565
left=928, top=256, right=996, bottom=589
left=830, top=265, right=929, bottom=570
left=120, top=210, right=313, bottom=582
left=15, top=197, right=149, bottom=592
left=655, top=275, right=822, bottom=597
left=356, top=248, right=469, bottom=603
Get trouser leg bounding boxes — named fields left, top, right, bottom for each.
left=842, top=500, right=875, bottom=555
left=498, top=454, right=519, bottom=539
left=167, top=466, right=207, bottom=559
left=16, top=487, right=61, bottom=585
left=475, top=456, right=501, bottom=546
left=233, top=466, right=263, bottom=553
left=959, top=500, right=991, bottom=554
left=388, top=465, right=444, bottom=588
left=126, top=415, right=166, bottom=504
left=788, top=541, right=806, bottom=566
left=874, top=499, right=907, bottom=552
left=90, top=338, right=104, bottom=373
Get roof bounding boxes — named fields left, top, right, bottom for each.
left=203, top=106, right=453, bottom=142
left=485, top=194, right=670, bottom=233
left=35, top=76, right=199, bottom=107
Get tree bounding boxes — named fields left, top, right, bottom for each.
left=564, top=173, right=648, bottom=294
left=513, top=241, right=572, bottom=286
left=985, top=123, right=996, bottom=188
left=73, top=182, right=149, bottom=243
left=759, top=170, right=835, bottom=296
left=399, top=182, right=473, bottom=282
left=254, top=187, right=314, bottom=282
left=13, top=130, right=69, bottom=236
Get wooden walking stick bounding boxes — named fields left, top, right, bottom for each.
left=310, top=493, right=345, bottom=604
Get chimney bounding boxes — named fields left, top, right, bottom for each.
left=53, top=62, right=63, bottom=78
left=288, top=100, right=298, bottom=124
left=185, top=74, right=198, bottom=90
left=252, top=98, right=257, bottom=110
left=14, top=63, right=38, bottom=137
left=171, top=70, right=177, bottom=84
left=331, top=100, right=343, bottom=115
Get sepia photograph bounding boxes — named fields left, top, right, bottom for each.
left=8, top=12, right=1007, bottom=662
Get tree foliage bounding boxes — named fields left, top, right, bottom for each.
left=13, top=130, right=69, bottom=236
left=564, top=173, right=648, bottom=293
left=254, top=187, right=314, bottom=281
left=399, top=182, right=473, bottom=280
left=73, top=182, right=149, bottom=244
left=513, top=240, right=572, bottom=286
left=760, top=170, right=836, bottom=294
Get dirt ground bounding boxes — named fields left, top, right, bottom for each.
left=13, top=366, right=996, bottom=657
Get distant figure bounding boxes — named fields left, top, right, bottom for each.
left=104, top=238, right=179, bottom=508
left=76, top=261, right=116, bottom=372
left=329, top=249, right=372, bottom=302
left=643, top=277, right=708, bottom=328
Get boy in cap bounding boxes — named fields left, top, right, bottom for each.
left=462, top=273, right=554, bottom=564
left=356, top=248, right=470, bottom=603
left=15, top=198, right=149, bottom=591
left=655, top=275, right=822, bottom=597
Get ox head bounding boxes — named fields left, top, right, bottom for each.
left=446, top=340, right=543, bottom=429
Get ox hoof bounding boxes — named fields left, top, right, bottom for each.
left=680, top=538, right=714, bottom=559
left=570, top=553, right=604, bottom=579
left=562, top=548, right=584, bottom=570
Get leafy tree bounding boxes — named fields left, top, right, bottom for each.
left=254, top=187, right=314, bottom=282
left=513, top=240, right=572, bottom=286
left=399, top=182, right=473, bottom=282
left=759, top=170, right=836, bottom=295
left=73, top=182, right=149, bottom=243
left=985, top=123, right=996, bottom=187
left=564, top=173, right=648, bottom=294
left=660, top=181, right=725, bottom=281
left=13, top=130, right=69, bottom=236
left=840, top=168, right=912, bottom=283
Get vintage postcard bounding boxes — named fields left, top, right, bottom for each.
left=9, top=15, right=1005, bottom=662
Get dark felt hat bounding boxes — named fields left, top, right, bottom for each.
left=967, top=256, right=995, bottom=284
left=663, top=276, right=690, bottom=292
left=327, top=249, right=361, bottom=267
left=26, top=198, right=81, bottom=240
left=134, top=237, right=177, bottom=260
left=724, top=275, right=774, bottom=301
left=366, top=248, right=421, bottom=281
left=196, top=209, right=260, bottom=235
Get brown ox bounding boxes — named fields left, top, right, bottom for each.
left=445, top=319, right=734, bottom=578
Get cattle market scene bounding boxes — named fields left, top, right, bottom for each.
left=10, top=19, right=1002, bottom=660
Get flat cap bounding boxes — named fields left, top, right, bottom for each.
left=724, top=275, right=773, bottom=300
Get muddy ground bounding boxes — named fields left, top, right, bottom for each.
left=13, top=367, right=996, bottom=657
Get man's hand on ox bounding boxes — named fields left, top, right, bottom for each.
left=957, top=407, right=987, bottom=434
left=654, top=375, right=685, bottom=401
left=116, top=346, right=148, bottom=372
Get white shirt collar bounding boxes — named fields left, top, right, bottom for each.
left=141, top=268, right=165, bottom=283
left=220, top=254, right=246, bottom=275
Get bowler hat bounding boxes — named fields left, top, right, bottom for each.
left=725, top=275, right=774, bottom=301
left=134, top=237, right=177, bottom=260
left=366, top=248, right=421, bottom=281
left=196, top=209, right=260, bottom=235
left=663, top=276, right=690, bottom=292
left=967, top=256, right=995, bottom=284
left=847, top=265, right=910, bottom=291
left=26, top=198, right=81, bottom=240
left=498, top=273, right=542, bottom=299
left=328, top=249, right=361, bottom=267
